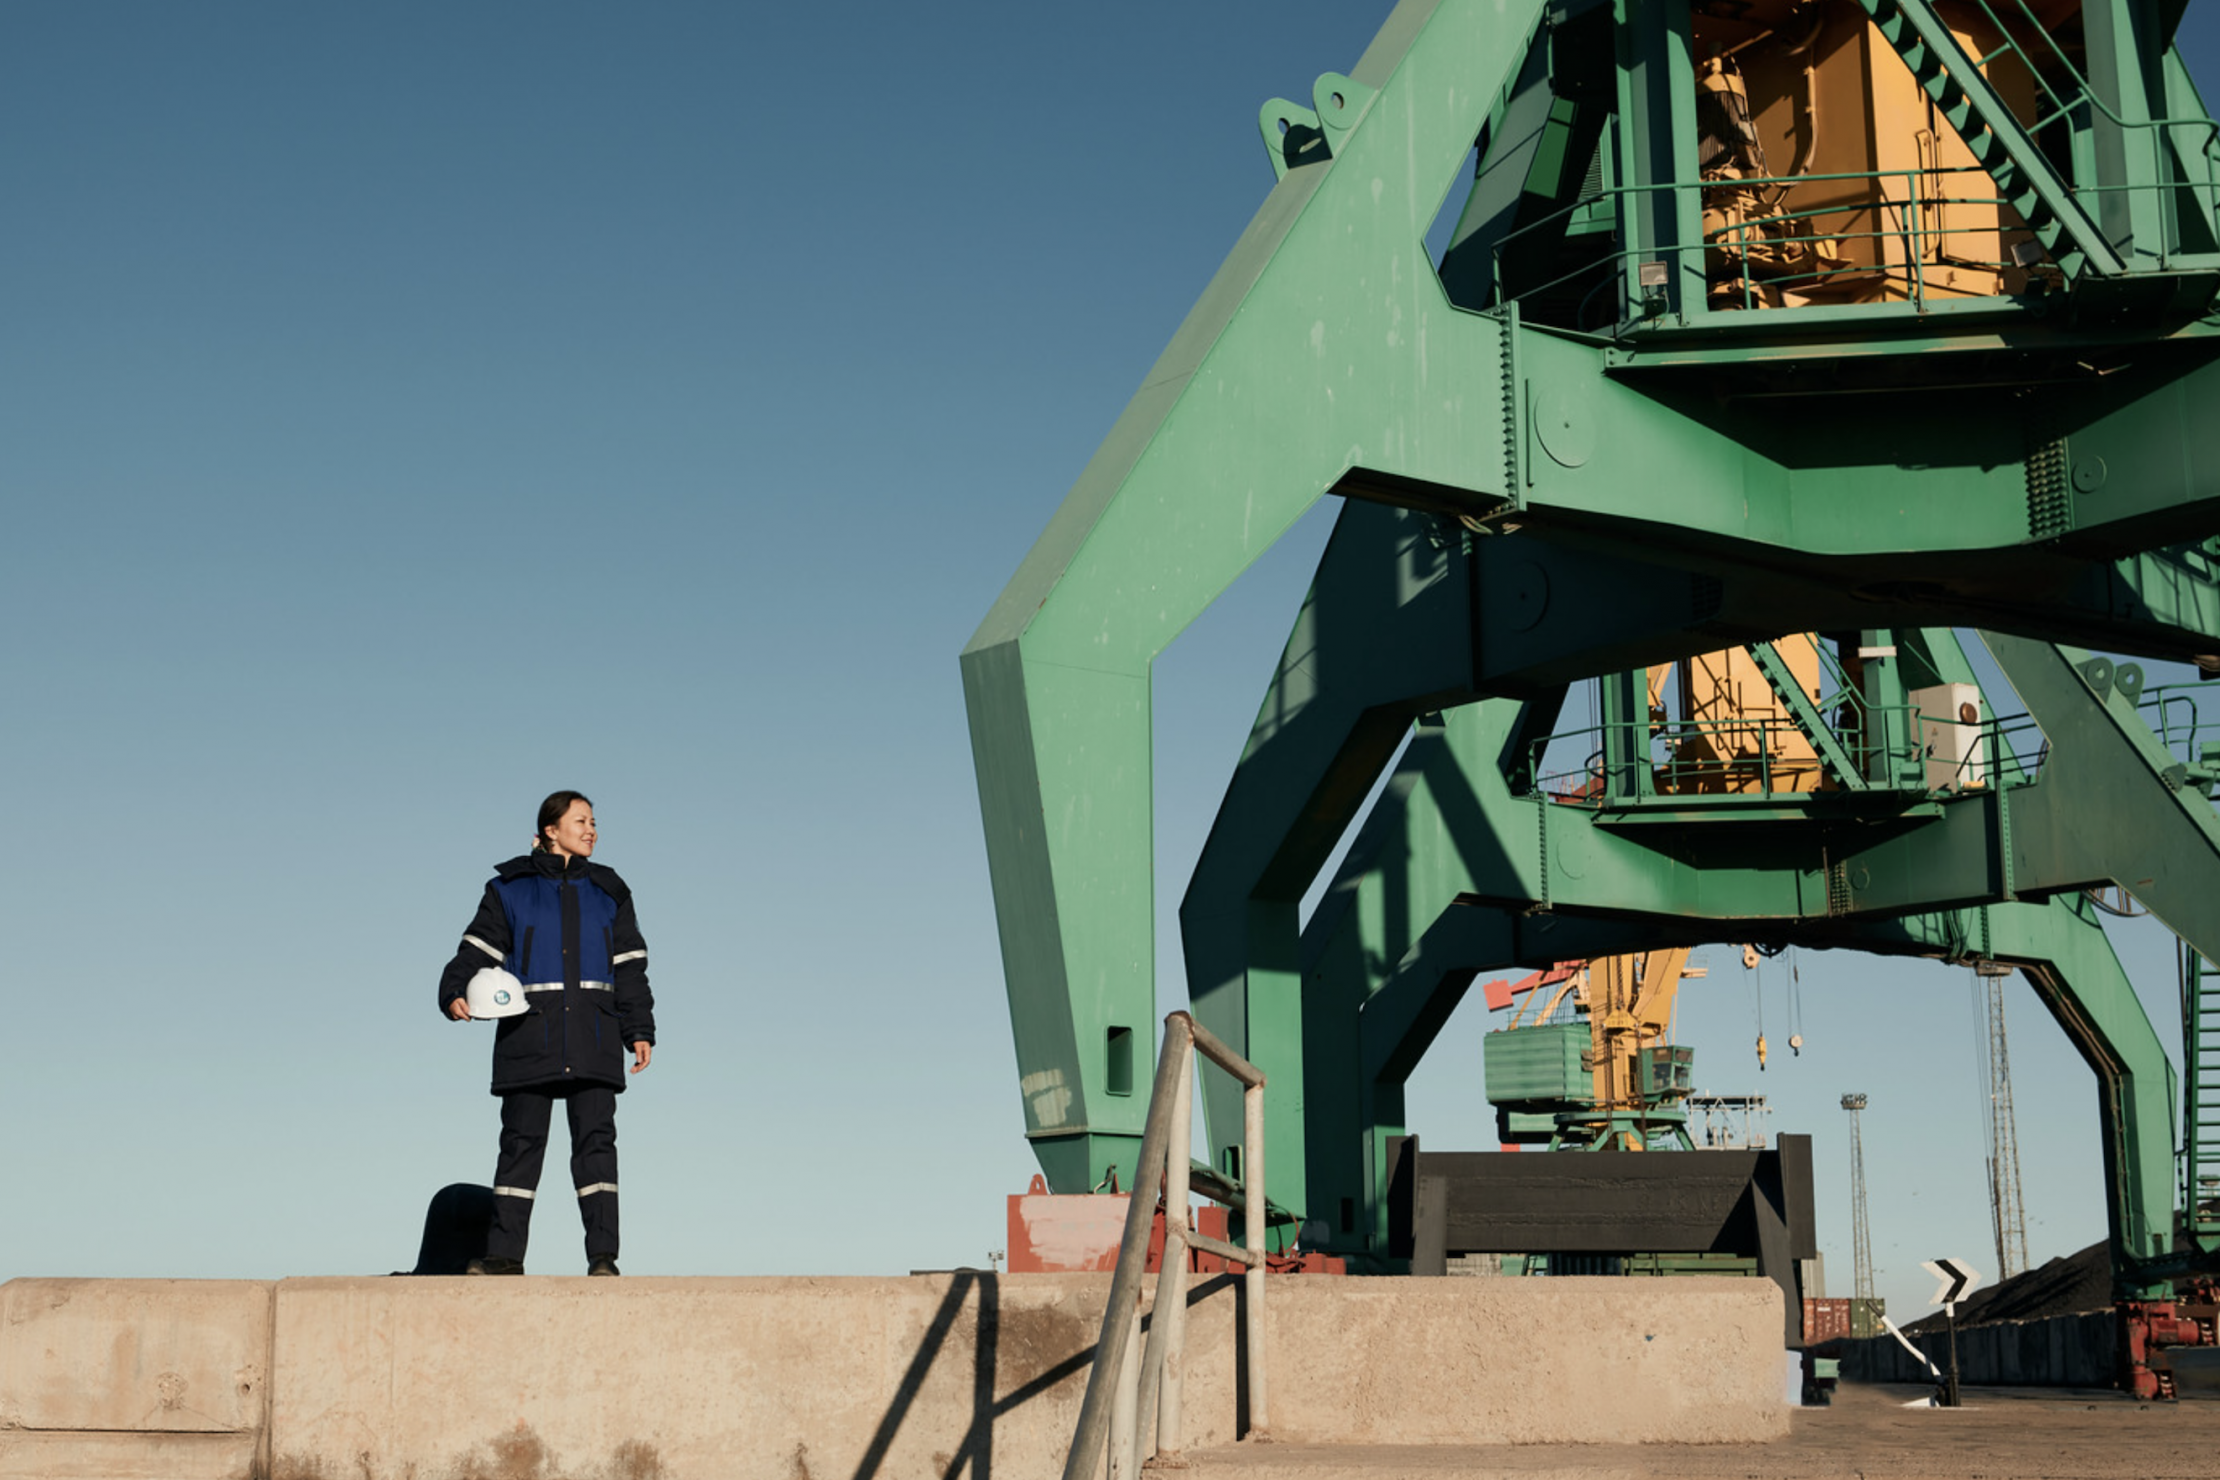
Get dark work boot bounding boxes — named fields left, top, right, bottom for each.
left=465, top=1256, right=525, bottom=1276
left=587, top=1258, right=620, bottom=1277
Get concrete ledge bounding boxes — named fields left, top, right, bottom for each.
left=0, top=1430, right=259, bottom=1480
left=1261, top=1278, right=1784, bottom=1446
left=269, top=1274, right=1101, bottom=1480
left=0, top=1280, right=271, bottom=1434
left=4, top=1273, right=1785, bottom=1479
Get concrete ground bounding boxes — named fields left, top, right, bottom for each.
left=1183, top=1380, right=2220, bottom=1479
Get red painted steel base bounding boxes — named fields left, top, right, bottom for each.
left=2118, top=1290, right=2215, bottom=1401
left=1005, top=1176, right=1345, bottom=1275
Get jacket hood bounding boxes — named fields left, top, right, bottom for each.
left=493, top=852, right=630, bottom=901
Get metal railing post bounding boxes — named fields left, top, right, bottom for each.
left=1242, top=1078, right=1270, bottom=1441
left=1131, top=1026, right=1196, bottom=1460
left=1109, top=1299, right=1141, bottom=1480
left=1060, top=1018, right=1198, bottom=1480
left=1906, top=172, right=1926, bottom=308
left=1151, top=1037, right=1196, bottom=1462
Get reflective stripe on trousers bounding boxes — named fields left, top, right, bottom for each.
left=485, top=1086, right=619, bottom=1263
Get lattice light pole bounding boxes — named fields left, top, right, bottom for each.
left=1842, top=1092, right=1874, bottom=1304
left=1978, top=964, right=2031, bottom=1281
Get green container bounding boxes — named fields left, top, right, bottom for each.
left=1484, top=1023, right=1590, bottom=1104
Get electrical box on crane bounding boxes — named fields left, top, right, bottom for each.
left=1911, top=682, right=1988, bottom=790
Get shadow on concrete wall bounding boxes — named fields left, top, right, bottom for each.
left=852, top=1272, right=1243, bottom=1480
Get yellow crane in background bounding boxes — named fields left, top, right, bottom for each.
left=1486, top=635, right=1851, bottom=1148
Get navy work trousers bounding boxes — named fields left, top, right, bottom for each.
left=487, top=1084, right=618, bottom=1264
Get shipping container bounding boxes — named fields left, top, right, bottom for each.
left=1804, top=1296, right=1853, bottom=1345
left=1484, top=1022, right=1590, bottom=1103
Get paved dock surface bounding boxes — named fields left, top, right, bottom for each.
left=1185, top=1381, right=2220, bottom=1479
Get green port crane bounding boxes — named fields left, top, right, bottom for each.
left=964, top=0, right=2220, bottom=1308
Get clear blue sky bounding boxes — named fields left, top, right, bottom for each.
left=4, top=2, right=2218, bottom=1325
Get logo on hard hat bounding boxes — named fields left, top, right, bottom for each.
left=494, top=989, right=512, bottom=1005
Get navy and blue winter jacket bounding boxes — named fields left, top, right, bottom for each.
left=437, top=852, right=656, bottom=1093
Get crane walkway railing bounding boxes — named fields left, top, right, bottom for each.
left=1062, top=1011, right=1269, bottom=1480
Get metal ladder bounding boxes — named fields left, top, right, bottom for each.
left=1852, top=0, right=2121, bottom=279
left=2183, top=944, right=2220, bottom=1237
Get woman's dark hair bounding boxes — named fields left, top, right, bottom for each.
left=534, top=790, right=593, bottom=852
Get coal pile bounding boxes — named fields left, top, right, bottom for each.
left=1903, top=1240, right=2112, bottom=1333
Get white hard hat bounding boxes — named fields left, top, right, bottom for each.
left=465, top=967, right=529, bottom=1019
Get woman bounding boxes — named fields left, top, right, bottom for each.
left=436, top=790, right=656, bottom=1275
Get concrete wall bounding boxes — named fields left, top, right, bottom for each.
left=1836, top=1309, right=2118, bottom=1388
left=0, top=1280, right=272, bottom=1480
left=2, top=1273, right=1786, bottom=1480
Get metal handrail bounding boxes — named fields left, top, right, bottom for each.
left=1486, top=166, right=1982, bottom=312
left=1063, top=1011, right=1269, bottom=1480
left=1527, top=704, right=1934, bottom=801
left=1477, top=107, right=2220, bottom=322
left=2138, top=683, right=2220, bottom=772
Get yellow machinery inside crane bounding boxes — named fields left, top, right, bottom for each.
left=1690, top=0, right=2059, bottom=311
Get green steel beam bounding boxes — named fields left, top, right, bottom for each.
left=1986, top=636, right=2220, bottom=959
left=2000, top=910, right=2179, bottom=1291
left=1511, top=337, right=2220, bottom=583
left=1612, top=0, right=1705, bottom=321
left=2079, top=0, right=2169, bottom=271
left=1471, top=526, right=2220, bottom=687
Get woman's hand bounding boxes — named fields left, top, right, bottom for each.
left=447, top=998, right=473, bottom=1021
left=631, top=1041, right=653, bottom=1074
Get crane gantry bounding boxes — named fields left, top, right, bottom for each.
left=966, top=0, right=2220, bottom=1308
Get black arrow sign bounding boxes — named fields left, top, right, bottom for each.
left=1922, top=1256, right=1979, bottom=1311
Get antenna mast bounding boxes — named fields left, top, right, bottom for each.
left=1842, top=1092, right=1874, bottom=1303
left=1978, top=964, right=2031, bottom=1280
